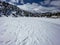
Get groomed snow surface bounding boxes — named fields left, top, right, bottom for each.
left=0, top=17, right=60, bottom=45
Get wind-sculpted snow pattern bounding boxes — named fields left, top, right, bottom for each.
left=0, top=17, right=60, bottom=45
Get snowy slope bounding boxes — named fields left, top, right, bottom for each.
left=0, top=17, right=60, bottom=45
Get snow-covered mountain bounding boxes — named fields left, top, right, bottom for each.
left=0, top=0, right=60, bottom=13
left=18, top=3, right=60, bottom=13
left=0, top=0, right=60, bottom=16
left=0, top=1, right=60, bottom=17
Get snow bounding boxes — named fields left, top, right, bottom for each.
left=0, top=0, right=60, bottom=13
left=0, top=17, right=60, bottom=45
left=17, top=4, right=60, bottom=13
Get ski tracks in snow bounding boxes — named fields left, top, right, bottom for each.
left=0, top=17, right=60, bottom=45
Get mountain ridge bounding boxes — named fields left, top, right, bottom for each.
left=0, top=1, right=60, bottom=17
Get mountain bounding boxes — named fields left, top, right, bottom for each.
left=0, top=2, right=60, bottom=17
left=1, top=0, right=60, bottom=13
left=0, top=1, right=60, bottom=17
left=0, top=1, right=35, bottom=17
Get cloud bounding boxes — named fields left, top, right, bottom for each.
left=10, top=0, right=19, bottom=3
left=40, top=0, right=51, bottom=5
left=20, top=0, right=24, bottom=4
left=50, top=0, right=60, bottom=7
left=0, top=0, right=60, bottom=13
left=34, top=6, right=60, bottom=13
left=17, top=3, right=39, bottom=13
left=17, top=2, right=60, bottom=13
left=41, top=0, right=60, bottom=7
left=0, top=0, right=6, bottom=1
